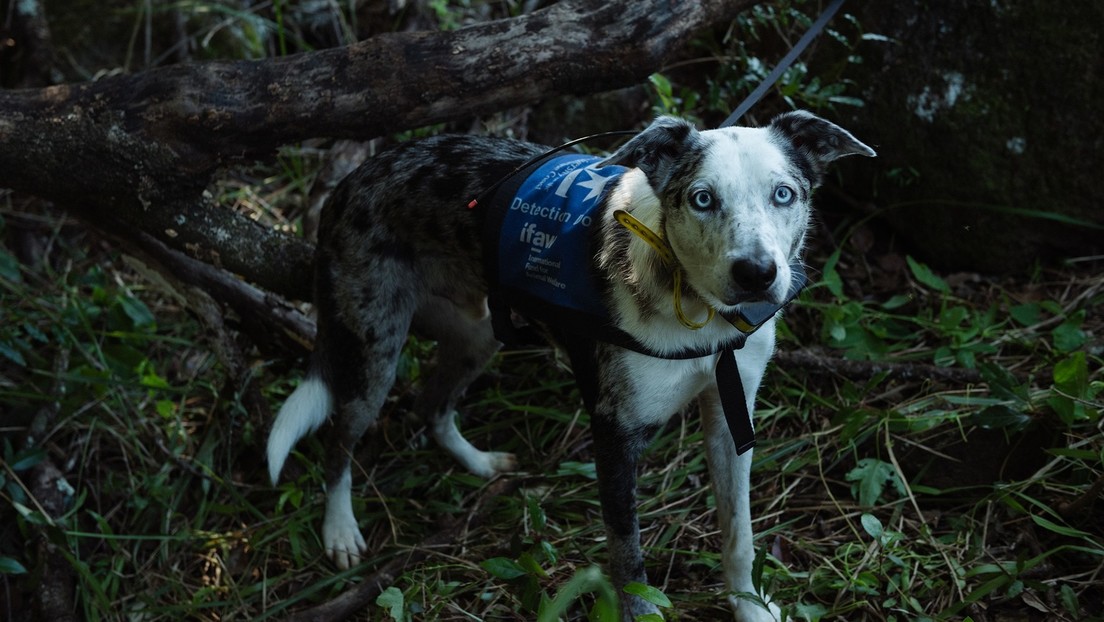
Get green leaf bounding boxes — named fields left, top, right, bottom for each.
left=860, top=513, right=884, bottom=540
left=528, top=496, right=547, bottom=533
left=939, top=305, right=968, bottom=331
left=118, top=294, right=155, bottom=329
left=1052, top=313, right=1086, bottom=352
left=0, top=557, right=27, bottom=575
left=623, top=582, right=672, bottom=608
left=1009, top=302, right=1040, bottom=327
left=9, top=447, right=45, bottom=472
left=556, top=461, right=597, bottom=480
left=635, top=614, right=665, bottom=622
left=1059, top=584, right=1080, bottom=617
left=846, top=458, right=904, bottom=507
left=1053, top=351, right=1089, bottom=398
left=795, top=601, right=829, bottom=621
left=0, top=248, right=20, bottom=283
left=969, top=405, right=1032, bottom=432
left=1031, top=514, right=1094, bottom=539
left=376, top=586, right=405, bottom=621
left=481, top=557, right=528, bottom=580
left=821, top=249, right=844, bottom=299
left=518, top=552, right=549, bottom=579
left=978, top=362, right=1028, bottom=403
left=881, top=294, right=912, bottom=310
left=540, top=566, right=616, bottom=622
left=906, top=256, right=950, bottom=293
left=0, top=341, right=26, bottom=367
left=749, top=542, right=768, bottom=594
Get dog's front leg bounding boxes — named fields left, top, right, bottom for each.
left=700, top=385, right=781, bottom=622
left=592, top=410, right=661, bottom=621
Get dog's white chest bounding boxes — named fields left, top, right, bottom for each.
left=614, top=353, right=718, bottom=428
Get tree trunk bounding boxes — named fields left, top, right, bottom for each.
left=0, top=0, right=755, bottom=301
left=829, top=0, right=1104, bottom=272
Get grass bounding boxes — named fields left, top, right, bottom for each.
left=1, top=191, right=1101, bottom=621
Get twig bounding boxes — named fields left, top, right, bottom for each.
left=120, top=224, right=317, bottom=354
left=28, top=461, right=78, bottom=622
left=1058, top=472, right=1104, bottom=519
left=773, top=348, right=987, bottom=385
left=282, top=478, right=521, bottom=622
left=19, top=348, right=78, bottom=622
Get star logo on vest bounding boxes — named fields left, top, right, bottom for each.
left=576, top=168, right=616, bottom=202
left=553, top=164, right=616, bottom=203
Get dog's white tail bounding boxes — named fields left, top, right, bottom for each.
left=267, top=375, right=332, bottom=484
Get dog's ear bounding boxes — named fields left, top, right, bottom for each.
left=769, top=110, right=876, bottom=181
left=600, top=116, right=701, bottom=192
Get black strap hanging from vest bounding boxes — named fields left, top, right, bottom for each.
left=717, top=350, right=756, bottom=454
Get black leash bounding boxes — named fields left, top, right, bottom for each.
left=719, top=0, right=847, bottom=128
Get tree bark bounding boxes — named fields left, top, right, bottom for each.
left=0, top=0, right=755, bottom=301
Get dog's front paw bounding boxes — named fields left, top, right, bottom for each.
left=729, top=594, right=782, bottom=622
left=322, top=510, right=368, bottom=570
left=465, top=451, right=517, bottom=478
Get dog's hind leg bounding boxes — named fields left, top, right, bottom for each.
left=314, top=251, right=417, bottom=569
left=413, top=296, right=515, bottom=477
left=317, top=309, right=412, bottom=569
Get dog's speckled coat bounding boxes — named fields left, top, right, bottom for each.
left=268, top=112, right=874, bottom=621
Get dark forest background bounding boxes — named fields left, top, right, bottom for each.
left=1, top=1, right=1101, bottom=620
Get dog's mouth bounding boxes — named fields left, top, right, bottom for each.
left=717, top=288, right=783, bottom=308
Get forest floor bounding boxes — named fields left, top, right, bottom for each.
left=1, top=172, right=1101, bottom=620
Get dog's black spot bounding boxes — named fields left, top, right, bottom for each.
left=348, top=202, right=377, bottom=233
left=424, top=136, right=476, bottom=170
left=419, top=213, right=448, bottom=243
left=389, top=288, right=409, bottom=315
left=319, top=318, right=369, bottom=405
left=776, top=139, right=818, bottom=187
left=451, top=219, right=477, bottom=253
left=429, top=175, right=457, bottom=203
left=660, top=145, right=708, bottom=208
left=368, top=238, right=415, bottom=265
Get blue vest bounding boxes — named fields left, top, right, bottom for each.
left=495, top=154, right=626, bottom=320
left=478, top=150, right=760, bottom=359
left=475, top=150, right=769, bottom=456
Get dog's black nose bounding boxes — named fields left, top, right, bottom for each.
left=731, top=257, right=777, bottom=292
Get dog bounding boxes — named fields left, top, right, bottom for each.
left=267, top=111, right=874, bottom=621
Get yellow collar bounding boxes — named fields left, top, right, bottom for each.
left=613, top=210, right=715, bottom=330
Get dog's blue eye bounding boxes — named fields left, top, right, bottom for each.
left=773, top=185, right=796, bottom=206
left=691, top=189, right=714, bottom=211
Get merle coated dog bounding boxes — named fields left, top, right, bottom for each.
left=268, top=111, right=874, bottom=621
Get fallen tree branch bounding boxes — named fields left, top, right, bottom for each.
left=0, top=0, right=756, bottom=300
left=123, top=225, right=317, bottom=354
left=773, top=348, right=987, bottom=385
